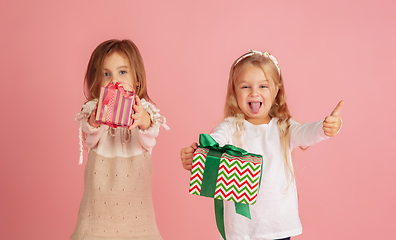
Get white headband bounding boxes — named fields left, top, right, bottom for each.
left=234, top=49, right=281, bottom=76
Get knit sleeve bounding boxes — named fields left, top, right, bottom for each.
left=75, top=100, right=106, bottom=164
left=289, top=119, right=329, bottom=150
left=136, top=99, right=169, bottom=152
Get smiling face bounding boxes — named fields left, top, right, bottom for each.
left=234, top=64, right=278, bottom=125
left=101, top=51, right=135, bottom=91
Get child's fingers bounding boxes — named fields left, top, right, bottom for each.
left=181, top=143, right=198, bottom=155
left=181, top=154, right=192, bottom=161
left=181, top=143, right=199, bottom=170
left=91, top=106, right=97, bottom=118
left=131, top=96, right=142, bottom=117
left=323, top=128, right=332, bottom=136
left=323, top=126, right=338, bottom=137
left=93, top=105, right=98, bottom=116
left=183, top=162, right=193, bottom=171
left=135, top=95, right=142, bottom=107
left=323, top=121, right=336, bottom=128
left=129, top=117, right=138, bottom=129
left=191, top=142, right=198, bottom=150
left=130, top=101, right=151, bottom=130
left=181, top=156, right=193, bottom=170
left=181, top=146, right=194, bottom=159
left=181, top=147, right=194, bottom=155
left=330, top=100, right=345, bottom=117
left=129, top=106, right=143, bottom=129
left=133, top=103, right=143, bottom=113
left=324, top=131, right=336, bottom=137
left=324, top=116, right=338, bottom=124
left=323, top=126, right=334, bottom=132
left=89, top=106, right=101, bottom=127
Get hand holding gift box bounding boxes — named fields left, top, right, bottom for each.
left=189, top=134, right=263, bottom=240
left=96, top=82, right=135, bottom=128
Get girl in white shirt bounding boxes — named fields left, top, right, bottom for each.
left=71, top=39, right=168, bottom=240
left=181, top=50, right=343, bottom=240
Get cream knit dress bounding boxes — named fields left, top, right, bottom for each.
left=71, top=99, right=168, bottom=240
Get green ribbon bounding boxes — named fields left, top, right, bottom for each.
left=199, top=134, right=250, bottom=157
left=200, top=148, right=222, bottom=198
left=198, top=134, right=262, bottom=240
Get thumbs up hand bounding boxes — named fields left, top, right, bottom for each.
left=323, top=100, right=344, bottom=137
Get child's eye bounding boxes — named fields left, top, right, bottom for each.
left=120, top=70, right=127, bottom=75
left=104, top=72, right=110, bottom=77
left=242, top=86, right=249, bottom=89
left=260, top=85, right=268, bottom=88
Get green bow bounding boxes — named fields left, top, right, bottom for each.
left=199, top=134, right=250, bottom=157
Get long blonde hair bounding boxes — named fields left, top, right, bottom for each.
left=224, top=52, right=294, bottom=182
left=84, top=39, right=152, bottom=103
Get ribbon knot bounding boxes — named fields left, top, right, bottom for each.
left=199, top=134, right=250, bottom=157
left=102, top=82, right=135, bottom=105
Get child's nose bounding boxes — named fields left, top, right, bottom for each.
left=111, top=76, right=119, bottom=84
left=250, top=88, right=259, bottom=96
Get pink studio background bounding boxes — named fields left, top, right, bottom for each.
left=1, top=1, right=395, bottom=239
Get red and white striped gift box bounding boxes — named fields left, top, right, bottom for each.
left=95, top=82, right=135, bottom=128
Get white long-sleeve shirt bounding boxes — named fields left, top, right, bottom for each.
left=210, top=117, right=329, bottom=240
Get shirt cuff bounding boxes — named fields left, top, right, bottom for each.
left=138, top=99, right=170, bottom=134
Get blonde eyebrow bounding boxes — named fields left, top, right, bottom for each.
left=103, top=66, right=129, bottom=71
left=237, top=79, right=268, bottom=84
